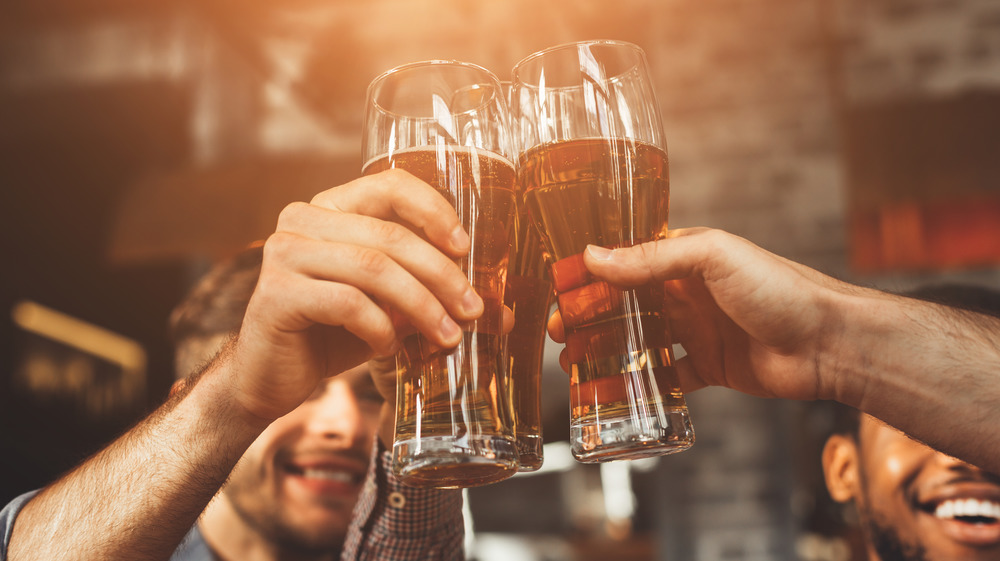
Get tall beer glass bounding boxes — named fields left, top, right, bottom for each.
left=504, top=214, right=552, bottom=471
left=511, top=40, right=695, bottom=462
left=363, top=60, right=519, bottom=487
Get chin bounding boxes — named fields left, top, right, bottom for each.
left=272, top=517, right=348, bottom=553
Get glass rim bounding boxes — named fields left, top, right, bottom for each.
left=511, top=39, right=646, bottom=86
left=366, top=59, right=503, bottom=119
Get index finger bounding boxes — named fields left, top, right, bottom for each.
left=546, top=309, right=566, bottom=343
left=311, top=169, right=470, bottom=257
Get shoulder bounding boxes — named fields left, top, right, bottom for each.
left=1, top=491, right=40, bottom=561
left=169, top=524, right=217, bottom=561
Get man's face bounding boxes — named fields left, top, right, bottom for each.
left=221, top=365, right=383, bottom=553
left=825, top=415, right=1000, bottom=561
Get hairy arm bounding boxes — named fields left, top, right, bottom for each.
left=551, top=228, right=1000, bottom=472
left=828, top=288, right=1000, bottom=471
left=9, top=170, right=478, bottom=561
left=8, top=344, right=269, bottom=561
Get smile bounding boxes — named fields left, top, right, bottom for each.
left=299, top=468, right=359, bottom=484
left=934, top=498, right=1000, bottom=524
left=285, top=464, right=364, bottom=485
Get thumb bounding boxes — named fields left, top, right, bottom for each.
left=581, top=240, right=674, bottom=286
left=582, top=228, right=715, bottom=286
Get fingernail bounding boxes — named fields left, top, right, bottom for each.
left=440, top=316, right=462, bottom=344
left=450, top=225, right=471, bottom=251
left=462, top=288, right=483, bottom=316
left=586, top=245, right=614, bottom=261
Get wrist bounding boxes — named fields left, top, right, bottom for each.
left=813, top=283, right=892, bottom=407
left=184, top=343, right=274, bottom=438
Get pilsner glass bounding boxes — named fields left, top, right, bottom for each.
left=504, top=212, right=552, bottom=471
left=363, top=60, right=519, bottom=487
left=511, top=40, right=695, bottom=462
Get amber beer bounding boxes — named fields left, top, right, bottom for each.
left=520, top=137, right=694, bottom=462
left=363, top=146, right=518, bottom=487
left=503, top=217, right=552, bottom=471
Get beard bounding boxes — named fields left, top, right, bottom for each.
left=223, top=476, right=347, bottom=556
left=858, top=504, right=928, bottom=561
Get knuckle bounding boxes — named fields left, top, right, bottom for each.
left=383, top=167, right=416, bottom=184
left=414, top=290, right=444, bottom=315
left=436, top=258, right=466, bottom=288
left=368, top=319, right=397, bottom=348
left=699, top=228, right=728, bottom=249
left=354, top=247, right=391, bottom=277
left=262, top=232, right=297, bottom=260
left=276, top=201, right=310, bottom=228
left=323, top=283, right=365, bottom=316
left=372, top=220, right=409, bottom=247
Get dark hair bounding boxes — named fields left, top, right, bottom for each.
left=169, top=244, right=263, bottom=345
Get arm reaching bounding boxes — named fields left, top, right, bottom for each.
left=7, top=353, right=265, bottom=561
left=548, top=227, right=1000, bottom=472
left=7, top=170, right=479, bottom=561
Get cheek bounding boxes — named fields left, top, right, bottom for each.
left=883, top=456, right=904, bottom=479
left=240, top=417, right=302, bottom=472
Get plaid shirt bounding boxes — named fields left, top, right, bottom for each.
left=342, top=440, right=465, bottom=561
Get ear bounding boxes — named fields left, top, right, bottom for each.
left=822, top=434, right=861, bottom=503
left=169, top=378, right=187, bottom=399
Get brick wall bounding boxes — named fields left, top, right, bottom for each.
left=5, top=1, right=1000, bottom=559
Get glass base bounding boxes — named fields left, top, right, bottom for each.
left=392, top=435, right=519, bottom=488
left=570, top=406, right=694, bottom=463
left=515, top=433, right=544, bottom=472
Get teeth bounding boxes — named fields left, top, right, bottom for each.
left=301, top=468, right=354, bottom=483
left=935, top=498, right=1000, bottom=521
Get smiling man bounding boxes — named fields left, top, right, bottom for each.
left=821, top=284, right=1000, bottom=561
left=164, top=243, right=459, bottom=561
left=824, top=411, right=1000, bottom=561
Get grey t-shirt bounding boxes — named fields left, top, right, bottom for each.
left=0, top=491, right=38, bottom=561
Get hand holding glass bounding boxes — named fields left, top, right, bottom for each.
left=511, top=40, right=695, bottom=462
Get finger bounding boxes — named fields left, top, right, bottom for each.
left=581, top=228, right=753, bottom=286
left=256, top=267, right=401, bottom=357
left=266, top=234, right=464, bottom=348
left=672, top=355, right=709, bottom=394
left=277, top=205, right=482, bottom=321
left=546, top=309, right=566, bottom=343
left=368, top=355, right=396, bottom=377
left=310, top=169, right=470, bottom=256
left=367, top=355, right=397, bottom=403
left=502, top=305, right=514, bottom=335
left=558, top=347, right=570, bottom=374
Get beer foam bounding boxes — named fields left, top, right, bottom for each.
left=363, top=145, right=515, bottom=173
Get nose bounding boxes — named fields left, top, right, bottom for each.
left=304, top=381, right=370, bottom=448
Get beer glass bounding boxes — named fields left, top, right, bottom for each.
left=504, top=214, right=552, bottom=471
left=363, top=60, right=519, bottom=487
left=511, top=40, right=695, bottom=462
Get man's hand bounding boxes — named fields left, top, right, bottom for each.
left=546, top=227, right=1000, bottom=474
left=547, top=228, right=860, bottom=402
left=229, top=169, right=484, bottom=422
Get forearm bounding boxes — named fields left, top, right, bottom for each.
left=8, top=349, right=269, bottom=561
left=824, top=288, right=1000, bottom=471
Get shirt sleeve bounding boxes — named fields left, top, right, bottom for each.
left=0, top=491, right=40, bottom=561
left=342, top=440, right=464, bottom=561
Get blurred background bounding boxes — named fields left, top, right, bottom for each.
left=2, top=0, right=1000, bottom=559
